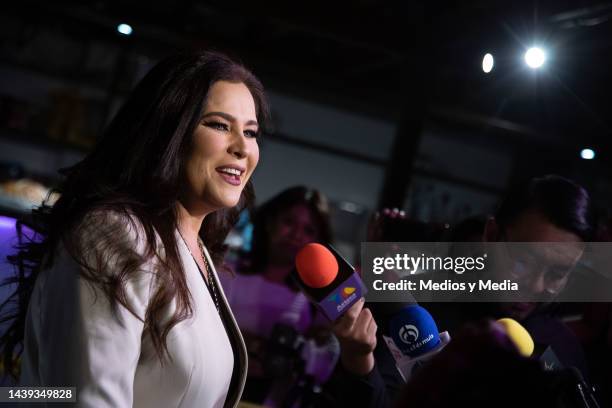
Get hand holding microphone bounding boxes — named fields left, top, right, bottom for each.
left=294, top=243, right=375, bottom=375
left=332, top=299, right=378, bottom=375
left=378, top=303, right=451, bottom=382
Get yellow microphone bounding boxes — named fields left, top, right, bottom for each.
left=496, top=318, right=534, bottom=357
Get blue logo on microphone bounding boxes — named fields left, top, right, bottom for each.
left=399, top=324, right=419, bottom=344
left=389, top=305, right=441, bottom=357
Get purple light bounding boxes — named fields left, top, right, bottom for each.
left=0, top=216, right=16, bottom=231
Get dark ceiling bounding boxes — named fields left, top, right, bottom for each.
left=6, top=1, right=612, bottom=153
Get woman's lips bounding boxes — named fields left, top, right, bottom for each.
left=216, top=170, right=241, bottom=186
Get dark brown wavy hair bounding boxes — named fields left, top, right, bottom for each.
left=0, top=50, right=270, bottom=377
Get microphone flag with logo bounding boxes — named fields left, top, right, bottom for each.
left=294, top=243, right=366, bottom=321
left=388, top=304, right=441, bottom=358
left=497, top=317, right=566, bottom=372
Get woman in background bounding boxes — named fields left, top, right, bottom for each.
left=221, top=186, right=338, bottom=405
left=0, top=50, right=270, bottom=408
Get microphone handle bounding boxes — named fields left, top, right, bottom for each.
left=575, top=382, right=600, bottom=408
left=568, top=367, right=601, bottom=408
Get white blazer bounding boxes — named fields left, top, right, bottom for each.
left=20, top=211, right=248, bottom=407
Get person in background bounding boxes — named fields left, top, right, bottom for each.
left=221, top=186, right=338, bottom=406
left=436, top=175, right=596, bottom=377
left=564, top=220, right=612, bottom=406
left=321, top=175, right=598, bottom=407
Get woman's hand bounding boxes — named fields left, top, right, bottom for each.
left=331, top=299, right=378, bottom=375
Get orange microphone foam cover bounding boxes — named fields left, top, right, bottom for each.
left=295, top=243, right=339, bottom=288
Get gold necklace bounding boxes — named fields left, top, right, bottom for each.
left=197, top=238, right=220, bottom=313
left=178, top=231, right=220, bottom=313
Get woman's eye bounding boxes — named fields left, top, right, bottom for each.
left=244, top=129, right=259, bottom=138
left=204, top=121, right=229, bottom=131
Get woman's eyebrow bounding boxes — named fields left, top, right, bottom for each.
left=202, top=111, right=258, bottom=127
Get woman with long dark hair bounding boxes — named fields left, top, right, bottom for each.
left=0, top=50, right=270, bottom=407
left=221, top=186, right=336, bottom=404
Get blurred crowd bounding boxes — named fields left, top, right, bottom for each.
left=219, top=176, right=612, bottom=408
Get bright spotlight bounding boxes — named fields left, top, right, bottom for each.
left=580, top=148, right=595, bottom=160
left=117, top=23, right=133, bottom=36
left=524, top=47, right=546, bottom=69
left=482, top=53, right=494, bottom=73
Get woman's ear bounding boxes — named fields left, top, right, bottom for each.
left=484, top=217, right=499, bottom=242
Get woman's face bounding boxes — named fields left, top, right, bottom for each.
left=268, top=204, right=321, bottom=261
left=182, top=80, right=260, bottom=213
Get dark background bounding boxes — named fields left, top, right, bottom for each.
left=1, top=0, right=612, bottom=259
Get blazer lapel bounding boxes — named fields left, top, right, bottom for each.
left=200, top=245, right=249, bottom=408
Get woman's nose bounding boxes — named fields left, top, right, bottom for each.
left=228, top=129, right=248, bottom=159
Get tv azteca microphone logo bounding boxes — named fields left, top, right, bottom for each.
left=328, top=286, right=357, bottom=312
left=399, top=324, right=419, bottom=344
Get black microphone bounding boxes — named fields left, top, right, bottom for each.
left=567, top=366, right=601, bottom=408
left=546, top=366, right=602, bottom=408
left=505, top=324, right=602, bottom=408
left=262, top=295, right=307, bottom=379
left=263, top=323, right=304, bottom=379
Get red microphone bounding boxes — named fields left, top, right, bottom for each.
left=294, top=243, right=367, bottom=321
